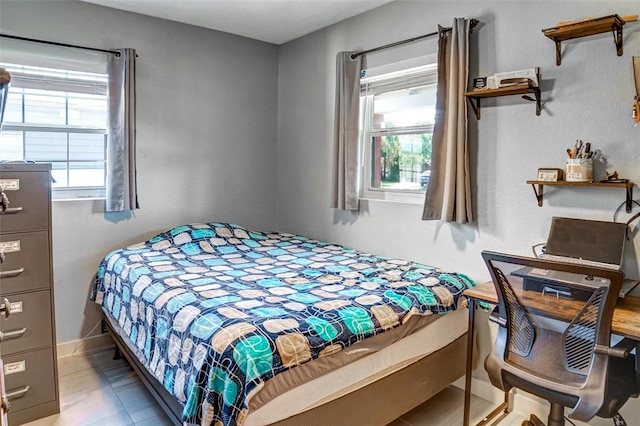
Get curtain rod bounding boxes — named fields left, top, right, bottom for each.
left=0, top=33, right=120, bottom=56
left=350, top=18, right=479, bottom=59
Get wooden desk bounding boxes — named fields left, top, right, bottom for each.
left=462, top=281, right=640, bottom=426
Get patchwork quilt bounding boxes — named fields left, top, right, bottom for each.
left=93, top=223, right=476, bottom=426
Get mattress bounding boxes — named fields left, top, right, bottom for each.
left=244, top=307, right=468, bottom=425
left=92, top=222, right=475, bottom=426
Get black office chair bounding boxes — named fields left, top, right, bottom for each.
left=481, top=251, right=638, bottom=426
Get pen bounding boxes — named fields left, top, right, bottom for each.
left=576, top=140, right=585, bottom=158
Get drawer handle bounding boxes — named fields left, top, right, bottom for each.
left=0, top=328, right=27, bottom=341
left=0, top=188, right=9, bottom=213
left=0, top=207, right=22, bottom=215
left=5, top=386, right=30, bottom=400
left=0, top=268, right=24, bottom=278
left=1, top=394, right=9, bottom=413
left=0, top=299, right=10, bottom=319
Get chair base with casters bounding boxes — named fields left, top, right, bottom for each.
left=519, top=410, right=628, bottom=426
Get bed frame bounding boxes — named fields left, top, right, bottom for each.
left=104, top=313, right=470, bottom=426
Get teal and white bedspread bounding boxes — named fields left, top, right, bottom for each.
left=93, top=223, right=476, bottom=426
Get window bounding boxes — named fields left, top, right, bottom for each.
left=0, top=63, right=108, bottom=199
left=360, top=63, right=437, bottom=203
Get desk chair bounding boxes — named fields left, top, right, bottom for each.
left=481, top=251, right=638, bottom=426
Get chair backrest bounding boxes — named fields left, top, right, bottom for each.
left=481, top=250, right=624, bottom=422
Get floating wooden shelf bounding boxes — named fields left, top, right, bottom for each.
left=542, top=15, right=625, bottom=66
left=464, top=82, right=541, bottom=119
left=526, top=180, right=634, bottom=212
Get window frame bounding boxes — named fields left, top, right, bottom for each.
left=0, top=63, right=108, bottom=200
left=363, top=126, right=435, bottom=204
left=360, top=60, right=438, bottom=204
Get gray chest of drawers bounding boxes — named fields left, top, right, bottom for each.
left=0, top=163, right=60, bottom=424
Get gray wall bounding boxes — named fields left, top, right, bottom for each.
left=276, top=0, right=640, bottom=418
left=0, top=1, right=279, bottom=343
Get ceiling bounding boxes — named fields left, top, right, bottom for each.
left=81, top=0, right=395, bottom=45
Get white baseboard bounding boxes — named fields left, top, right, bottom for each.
left=56, top=333, right=115, bottom=358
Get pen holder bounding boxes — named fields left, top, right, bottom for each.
left=566, top=158, right=593, bottom=182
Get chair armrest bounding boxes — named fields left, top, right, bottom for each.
left=594, top=338, right=638, bottom=359
left=488, top=307, right=506, bottom=327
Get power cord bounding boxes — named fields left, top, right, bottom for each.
left=613, top=199, right=640, bottom=241
left=70, top=317, right=105, bottom=357
left=531, top=243, right=545, bottom=258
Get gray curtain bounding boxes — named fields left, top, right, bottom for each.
left=422, top=19, right=472, bottom=223
left=106, top=48, right=138, bottom=212
left=331, top=51, right=362, bottom=211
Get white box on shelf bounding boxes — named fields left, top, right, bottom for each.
left=493, top=67, right=539, bottom=87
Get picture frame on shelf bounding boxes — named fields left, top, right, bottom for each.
left=537, top=168, right=564, bottom=181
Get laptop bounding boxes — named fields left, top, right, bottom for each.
left=540, top=217, right=627, bottom=269
left=529, top=217, right=638, bottom=297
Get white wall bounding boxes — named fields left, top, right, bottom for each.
left=0, top=1, right=279, bottom=343
left=277, top=0, right=640, bottom=419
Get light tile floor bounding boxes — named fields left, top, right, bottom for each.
left=24, top=348, right=528, bottom=426
left=23, top=349, right=172, bottom=426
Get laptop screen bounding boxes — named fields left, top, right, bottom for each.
left=545, top=217, right=627, bottom=266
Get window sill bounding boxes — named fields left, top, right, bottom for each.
left=53, top=196, right=105, bottom=202
left=360, top=195, right=424, bottom=206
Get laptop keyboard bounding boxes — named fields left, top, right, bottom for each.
left=541, top=254, right=618, bottom=270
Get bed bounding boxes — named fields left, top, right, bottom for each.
left=92, top=222, right=476, bottom=426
